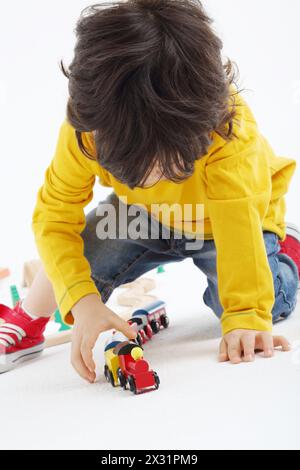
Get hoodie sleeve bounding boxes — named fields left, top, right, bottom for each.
left=204, top=103, right=276, bottom=336
left=31, top=120, right=102, bottom=325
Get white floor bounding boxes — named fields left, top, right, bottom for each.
left=1, top=259, right=300, bottom=450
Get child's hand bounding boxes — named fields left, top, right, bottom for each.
left=219, top=329, right=291, bottom=364
left=71, top=294, right=137, bottom=383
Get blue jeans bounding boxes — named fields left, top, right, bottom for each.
left=82, top=192, right=299, bottom=323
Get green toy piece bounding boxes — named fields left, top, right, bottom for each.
left=10, top=285, right=20, bottom=307
left=157, top=265, right=165, bottom=274
left=54, top=309, right=71, bottom=331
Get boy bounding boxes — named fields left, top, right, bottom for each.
left=0, top=0, right=299, bottom=382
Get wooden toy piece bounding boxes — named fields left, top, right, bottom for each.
left=0, top=267, right=10, bottom=280
left=45, top=330, right=72, bottom=348
left=119, top=278, right=156, bottom=293
left=116, top=277, right=158, bottom=320
left=10, top=285, right=20, bottom=307
left=22, top=259, right=42, bottom=288
left=117, top=289, right=157, bottom=307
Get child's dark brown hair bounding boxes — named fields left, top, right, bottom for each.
left=60, top=0, right=240, bottom=189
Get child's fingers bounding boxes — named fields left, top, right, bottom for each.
left=241, top=334, right=255, bottom=362
left=227, top=336, right=242, bottom=364
left=218, top=338, right=229, bottom=362
left=273, top=335, right=291, bottom=351
left=110, top=313, right=137, bottom=340
left=71, top=332, right=96, bottom=383
left=71, top=348, right=95, bottom=383
left=80, top=338, right=97, bottom=374
left=260, top=332, right=274, bottom=358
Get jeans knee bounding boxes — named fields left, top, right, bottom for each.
left=272, top=253, right=299, bottom=321
left=203, top=284, right=223, bottom=318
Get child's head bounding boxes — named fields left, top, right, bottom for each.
left=61, top=0, right=239, bottom=189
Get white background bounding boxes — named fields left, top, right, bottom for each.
left=0, top=0, right=299, bottom=278
left=0, top=0, right=299, bottom=450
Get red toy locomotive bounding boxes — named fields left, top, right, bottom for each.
left=104, top=300, right=169, bottom=394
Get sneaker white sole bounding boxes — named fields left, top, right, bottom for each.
left=0, top=343, right=45, bottom=374
left=284, top=223, right=300, bottom=291
left=286, top=223, right=300, bottom=242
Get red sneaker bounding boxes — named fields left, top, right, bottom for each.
left=279, top=223, right=300, bottom=284
left=0, top=301, right=50, bottom=373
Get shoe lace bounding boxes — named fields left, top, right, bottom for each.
left=0, top=323, right=26, bottom=347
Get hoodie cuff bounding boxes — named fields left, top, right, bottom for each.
left=58, top=281, right=101, bottom=326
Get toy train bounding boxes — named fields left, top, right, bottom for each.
left=104, top=300, right=169, bottom=394
left=104, top=333, right=160, bottom=394
left=128, top=300, right=169, bottom=345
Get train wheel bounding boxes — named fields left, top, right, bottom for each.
left=108, top=370, right=116, bottom=387
left=144, top=324, right=153, bottom=339
left=128, top=375, right=137, bottom=394
left=153, top=371, right=160, bottom=389
left=117, top=368, right=127, bottom=389
left=104, top=365, right=109, bottom=382
left=150, top=319, right=160, bottom=334
left=161, top=315, right=170, bottom=329
left=140, top=330, right=147, bottom=344
left=136, top=333, right=143, bottom=346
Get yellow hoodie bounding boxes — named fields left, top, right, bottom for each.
left=32, top=90, right=296, bottom=335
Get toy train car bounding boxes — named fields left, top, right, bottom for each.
left=128, top=314, right=150, bottom=346
left=104, top=332, right=160, bottom=394
left=129, top=300, right=169, bottom=343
